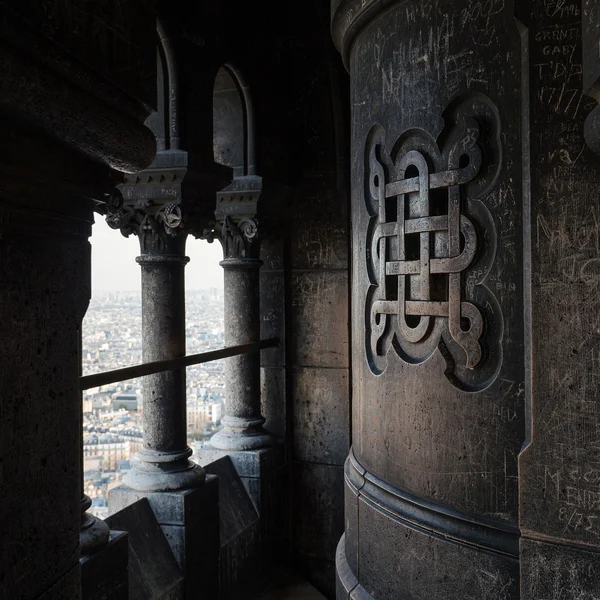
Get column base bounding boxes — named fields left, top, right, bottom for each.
left=210, top=416, right=275, bottom=451
left=124, top=448, right=206, bottom=492
left=80, top=495, right=110, bottom=556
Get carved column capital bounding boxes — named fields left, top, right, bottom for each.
left=203, top=215, right=260, bottom=261
left=101, top=189, right=189, bottom=255
left=97, top=148, right=231, bottom=255
left=198, top=175, right=263, bottom=260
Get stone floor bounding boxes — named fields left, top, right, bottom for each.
left=256, top=573, right=327, bottom=599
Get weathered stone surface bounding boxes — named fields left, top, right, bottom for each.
left=292, top=367, right=349, bottom=466
left=1, top=230, right=88, bottom=599
left=0, top=124, right=99, bottom=600
left=349, top=0, right=523, bottom=518
left=356, top=495, right=518, bottom=600
left=260, top=270, right=286, bottom=368
left=260, top=233, right=286, bottom=273
left=521, top=538, right=600, bottom=599
left=212, top=258, right=274, bottom=450
left=518, top=0, right=600, bottom=555
left=125, top=247, right=205, bottom=492
left=343, top=483, right=359, bottom=578
left=0, top=4, right=156, bottom=172
left=262, top=366, right=287, bottom=440
left=290, top=271, right=349, bottom=368
left=198, top=446, right=288, bottom=570
left=81, top=531, right=128, bottom=600
left=292, top=463, right=345, bottom=567
left=204, top=456, right=262, bottom=599
left=37, top=564, right=81, bottom=600
left=105, top=499, right=184, bottom=600
left=290, top=186, right=349, bottom=271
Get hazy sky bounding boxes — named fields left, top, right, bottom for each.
left=91, top=217, right=224, bottom=292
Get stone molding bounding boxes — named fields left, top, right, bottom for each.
left=102, top=191, right=188, bottom=256
left=0, top=200, right=94, bottom=239
left=331, top=0, right=397, bottom=68
left=345, top=449, right=520, bottom=558
left=0, top=6, right=155, bottom=173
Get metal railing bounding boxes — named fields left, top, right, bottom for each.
left=80, top=338, right=279, bottom=390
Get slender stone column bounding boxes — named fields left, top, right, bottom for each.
left=103, top=196, right=206, bottom=492
left=209, top=213, right=274, bottom=451
left=123, top=230, right=205, bottom=492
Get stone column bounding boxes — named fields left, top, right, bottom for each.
left=119, top=211, right=205, bottom=492
left=214, top=254, right=267, bottom=450
left=106, top=197, right=219, bottom=598
left=210, top=215, right=273, bottom=450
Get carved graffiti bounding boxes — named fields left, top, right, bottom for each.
left=365, top=93, right=503, bottom=390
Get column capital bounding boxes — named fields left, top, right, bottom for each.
left=199, top=175, right=263, bottom=260
left=98, top=148, right=231, bottom=254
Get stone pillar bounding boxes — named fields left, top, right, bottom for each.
left=0, top=121, right=109, bottom=600
left=212, top=254, right=272, bottom=450
left=106, top=199, right=219, bottom=598
left=122, top=220, right=205, bottom=492
left=207, top=187, right=274, bottom=451
left=332, top=1, right=524, bottom=598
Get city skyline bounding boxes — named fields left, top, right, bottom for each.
left=82, top=287, right=226, bottom=518
left=91, top=217, right=225, bottom=292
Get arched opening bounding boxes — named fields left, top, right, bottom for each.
left=213, top=64, right=255, bottom=177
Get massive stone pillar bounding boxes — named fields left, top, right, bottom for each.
left=333, top=0, right=600, bottom=598
left=0, top=121, right=142, bottom=600
left=333, top=1, right=524, bottom=598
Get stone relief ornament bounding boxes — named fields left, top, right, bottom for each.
left=100, top=189, right=187, bottom=254
left=201, top=215, right=260, bottom=260
left=364, top=93, right=503, bottom=391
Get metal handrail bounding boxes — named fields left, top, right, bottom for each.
left=80, top=338, right=279, bottom=390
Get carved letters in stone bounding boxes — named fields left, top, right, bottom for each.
left=365, top=93, right=503, bottom=391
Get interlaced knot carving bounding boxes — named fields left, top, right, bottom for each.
left=365, top=93, right=503, bottom=391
